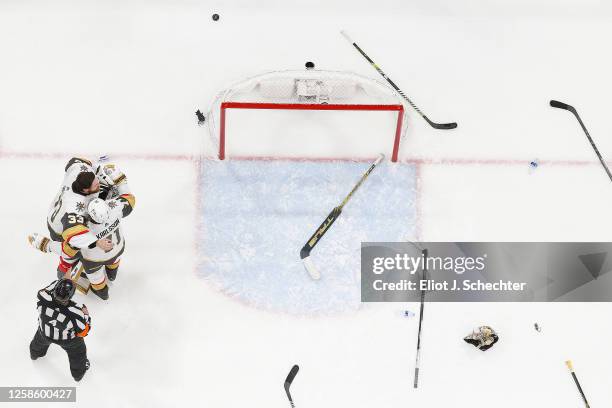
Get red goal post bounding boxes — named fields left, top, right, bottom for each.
left=207, top=70, right=407, bottom=162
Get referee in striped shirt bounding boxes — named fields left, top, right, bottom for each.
left=29, top=279, right=91, bottom=381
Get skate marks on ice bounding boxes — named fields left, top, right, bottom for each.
left=196, top=159, right=416, bottom=315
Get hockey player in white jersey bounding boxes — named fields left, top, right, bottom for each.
left=35, top=157, right=111, bottom=275
left=29, top=160, right=136, bottom=300
left=75, top=183, right=135, bottom=300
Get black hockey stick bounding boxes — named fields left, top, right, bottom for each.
left=550, top=100, right=612, bottom=182
left=414, top=248, right=428, bottom=388
left=284, top=365, right=300, bottom=408
left=341, top=31, right=457, bottom=130
left=565, top=360, right=590, bottom=407
left=299, top=154, right=384, bottom=279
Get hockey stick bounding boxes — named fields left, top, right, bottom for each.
left=413, top=248, right=428, bottom=388
left=565, top=360, right=590, bottom=407
left=550, top=100, right=612, bottom=182
left=341, top=31, right=457, bottom=130
left=300, top=154, right=384, bottom=279
left=284, top=364, right=300, bottom=408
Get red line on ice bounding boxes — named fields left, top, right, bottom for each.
left=0, top=149, right=603, bottom=167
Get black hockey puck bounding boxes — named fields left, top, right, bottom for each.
left=305, top=61, right=315, bottom=69
left=212, top=13, right=220, bottom=21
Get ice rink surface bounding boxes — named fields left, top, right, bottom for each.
left=1, top=0, right=612, bottom=407
left=198, top=159, right=416, bottom=314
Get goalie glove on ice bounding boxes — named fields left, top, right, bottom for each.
left=464, top=326, right=499, bottom=351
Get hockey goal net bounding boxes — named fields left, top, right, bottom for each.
left=205, top=70, right=407, bottom=162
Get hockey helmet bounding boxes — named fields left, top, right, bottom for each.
left=53, top=278, right=76, bottom=304
left=88, top=198, right=110, bottom=224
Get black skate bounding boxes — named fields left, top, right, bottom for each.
left=30, top=349, right=47, bottom=361
left=73, top=359, right=90, bottom=382
left=106, top=268, right=117, bottom=282
left=91, top=286, right=109, bottom=300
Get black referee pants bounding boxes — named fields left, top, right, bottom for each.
left=29, top=329, right=88, bottom=380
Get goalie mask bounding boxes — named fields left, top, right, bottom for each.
left=88, top=198, right=111, bottom=224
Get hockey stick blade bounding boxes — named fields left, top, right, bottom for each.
left=424, top=115, right=457, bottom=130
left=284, top=365, right=300, bottom=408
left=302, top=256, right=321, bottom=280
left=284, top=364, right=300, bottom=390
left=550, top=100, right=575, bottom=112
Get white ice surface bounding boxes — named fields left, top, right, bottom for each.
left=0, top=1, right=611, bottom=407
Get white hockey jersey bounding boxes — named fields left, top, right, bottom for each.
left=80, top=204, right=125, bottom=263
left=46, top=158, right=135, bottom=262
left=77, top=176, right=135, bottom=264
left=46, top=157, right=98, bottom=245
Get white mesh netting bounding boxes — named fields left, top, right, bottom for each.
left=205, top=69, right=408, bottom=160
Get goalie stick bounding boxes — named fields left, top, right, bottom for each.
left=550, top=100, right=612, bottom=183
left=284, top=365, right=300, bottom=408
left=299, top=154, right=384, bottom=280
left=413, top=248, right=428, bottom=388
left=341, top=30, right=457, bottom=130
left=565, top=360, right=590, bottom=408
